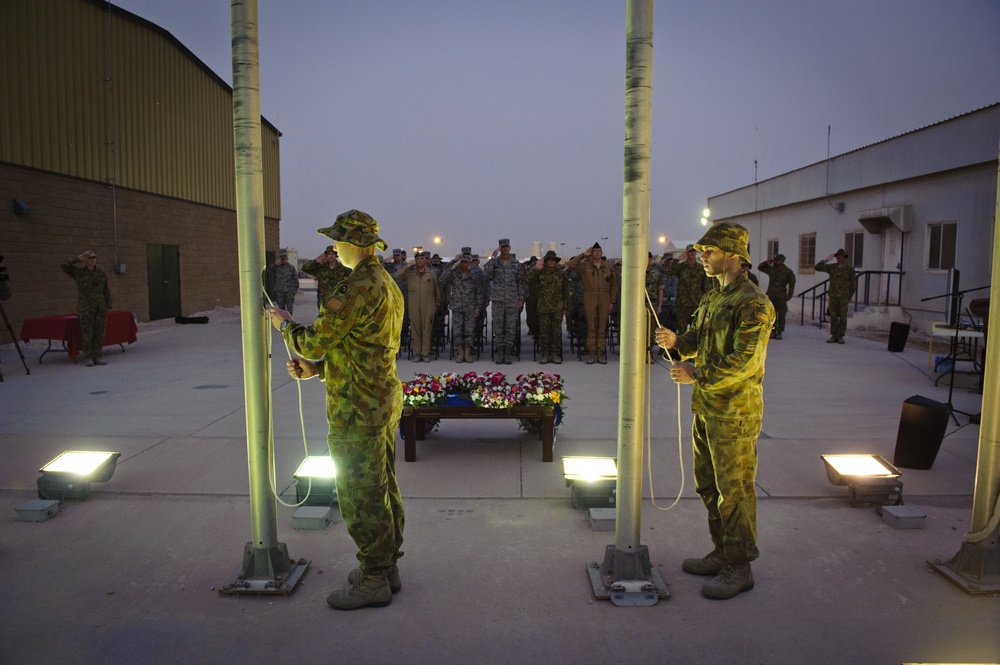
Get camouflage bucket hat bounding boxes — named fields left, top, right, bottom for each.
left=318, top=210, right=388, bottom=251
left=543, top=250, right=560, bottom=262
left=694, top=222, right=751, bottom=264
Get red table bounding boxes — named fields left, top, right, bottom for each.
left=19, top=311, right=138, bottom=363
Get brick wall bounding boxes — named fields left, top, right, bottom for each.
left=0, top=163, right=279, bottom=336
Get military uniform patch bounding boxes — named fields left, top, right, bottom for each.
left=325, top=284, right=349, bottom=312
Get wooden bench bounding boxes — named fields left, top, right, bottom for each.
left=399, top=404, right=555, bottom=462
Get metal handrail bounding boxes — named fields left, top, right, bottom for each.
left=797, top=269, right=905, bottom=327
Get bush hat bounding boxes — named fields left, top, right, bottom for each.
left=694, top=222, right=751, bottom=265
left=319, top=210, right=388, bottom=251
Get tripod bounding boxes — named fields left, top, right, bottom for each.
left=921, top=284, right=989, bottom=424
left=0, top=300, right=31, bottom=381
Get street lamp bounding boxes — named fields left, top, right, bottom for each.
left=700, top=208, right=711, bottom=226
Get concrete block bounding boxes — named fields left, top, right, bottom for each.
left=15, top=499, right=61, bottom=522
left=293, top=506, right=331, bottom=530
left=881, top=504, right=926, bottom=529
left=589, top=507, right=615, bottom=531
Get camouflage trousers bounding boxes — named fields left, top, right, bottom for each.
left=769, top=297, right=788, bottom=334
left=79, top=305, right=107, bottom=360
left=674, top=304, right=696, bottom=335
left=451, top=307, right=476, bottom=351
left=537, top=310, right=563, bottom=355
left=329, top=423, right=404, bottom=576
left=692, top=414, right=760, bottom=565
left=491, top=302, right=520, bottom=354
left=827, top=296, right=849, bottom=337
left=275, top=290, right=296, bottom=315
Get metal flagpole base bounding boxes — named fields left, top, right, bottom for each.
left=219, top=542, right=310, bottom=595
left=930, top=531, right=1000, bottom=594
left=588, top=544, right=670, bottom=606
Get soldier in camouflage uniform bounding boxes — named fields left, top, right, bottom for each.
left=268, top=254, right=300, bottom=314
left=568, top=243, right=619, bottom=364
left=302, top=246, right=351, bottom=309
left=757, top=254, right=795, bottom=339
left=440, top=252, right=484, bottom=362
left=268, top=210, right=405, bottom=611
left=815, top=249, right=857, bottom=344
left=526, top=251, right=570, bottom=364
left=663, top=245, right=711, bottom=334
left=60, top=251, right=112, bottom=366
left=483, top=239, right=525, bottom=364
left=656, top=222, right=775, bottom=600
left=645, top=252, right=665, bottom=353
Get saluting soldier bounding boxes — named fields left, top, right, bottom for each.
left=526, top=250, right=571, bottom=364
left=645, top=252, right=665, bottom=353
left=757, top=254, right=795, bottom=340
left=663, top=244, right=712, bottom=334
left=483, top=238, right=525, bottom=364
left=655, top=222, right=775, bottom=601
left=302, top=245, right=351, bottom=309
left=60, top=250, right=112, bottom=366
left=568, top=242, right=619, bottom=364
left=814, top=249, right=857, bottom=344
left=440, top=252, right=484, bottom=363
left=267, top=209, right=405, bottom=610
left=394, top=251, right=441, bottom=362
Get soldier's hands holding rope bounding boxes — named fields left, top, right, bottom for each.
left=656, top=326, right=696, bottom=384
left=286, top=358, right=318, bottom=380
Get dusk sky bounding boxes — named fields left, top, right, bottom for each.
left=111, top=0, right=1000, bottom=260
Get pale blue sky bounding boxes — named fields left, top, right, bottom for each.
left=112, top=0, right=1000, bottom=259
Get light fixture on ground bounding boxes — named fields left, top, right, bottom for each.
left=293, top=456, right=337, bottom=506
left=821, top=454, right=903, bottom=506
left=562, top=456, right=617, bottom=509
left=37, top=450, right=121, bottom=501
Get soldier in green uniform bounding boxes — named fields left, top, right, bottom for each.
left=663, top=244, right=711, bottom=334
left=814, top=249, right=857, bottom=344
left=757, top=254, right=795, bottom=340
left=268, top=210, right=405, bottom=611
left=655, top=222, right=775, bottom=600
left=60, top=251, right=112, bottom=366
left=526, top=250, right=570, bottom=364
left=302, top=246, right=351, bottom=309
left=645, top=252, right=665, bottom=354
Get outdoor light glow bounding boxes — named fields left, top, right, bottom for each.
left=294, top=456, right=336, bottom=479
left=562, top=456, right=617, bottom=482
left=821, top=454, right=899, bottom=479
left=433, top=236, right=442, bottom=244
left=658, top=235, right=667, bottom=244
left=40, top=451, right=118, bottom=476
left=702, top=208, right=711, bottom=218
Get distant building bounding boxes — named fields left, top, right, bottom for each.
left=1, top=0, right=282, bottom=332
left=708, top=103, right=999, bottom=333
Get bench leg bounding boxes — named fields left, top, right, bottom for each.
left=540, top=416, right=554, bottom=462
left=403, top=414, right=417, bottom=462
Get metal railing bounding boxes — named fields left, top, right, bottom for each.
left=797, top=270, right=905, bottom=327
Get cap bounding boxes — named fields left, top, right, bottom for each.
left=280, top=253, right=288, bottom=259
left=325, top=245, right=335, bottom=253
left=318, top=210, right=389, bottom=252
left=693, top=222, right=751, bottom=264
left=774, top=254, right=786, bottom=261
left=834, top=248, right=848, bottom=258
left=685, top=244, right=695, bottom=251
left=461, top=246, right=472, bottom=254
left=648, top=251, right=654, bottom=258
left=499, top=238, right=510, bottom=247
left=471, top=254, right=480, bottom=261
left=543, top=250, right=560, bottom=262
left=460, top=252, right=472, bottom=261
left=592, top=242, right=602, bottom=250
left=661, top=252, right=672, bottom=260
left=392, top=248, right=401, bottom=256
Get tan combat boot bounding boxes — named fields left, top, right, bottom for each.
left=464, top=348, right=474, bottom=362
left=327, top=573, right=392, bottom=610
left=348, top=565, right=401, bottom=594
left=701, top=563, right=754, bottom=600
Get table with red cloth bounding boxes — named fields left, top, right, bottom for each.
left=19, top=311, right=138, bottom=363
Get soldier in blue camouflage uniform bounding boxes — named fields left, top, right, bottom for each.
left=757, top=254, right=795, bottom=339
left=483, top=239, right=525, bottom=364
left=302, top=246, right=351, bottom=309
left=268, top=210, right=405, bottom=610
left=61, top=251, right=112, bottom=366
left=656, top=222, right=775, bottom=600
left=815, top=249, right=857, bottom=344
left=526, top=251, right=570, bottom=364
left=268, top=254, right=300, bottom=314
left=440, top=252, right=484, bottom=362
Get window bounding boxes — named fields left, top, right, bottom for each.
left=798, top=233, right=816, bottom=272
left=928, top=222, right=956, bottom=270
left=844, top=232, right=864, bottom=269
left=767, top=239, right=779, bottom=260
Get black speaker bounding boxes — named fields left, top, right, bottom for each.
left=893, top=395, right=950, bottom=469
left=887, top=322, right=910, bottom=352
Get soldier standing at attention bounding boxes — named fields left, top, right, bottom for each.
left=60, top=250, right=112, bottom=367
left=814, top=249, right=857, bottom=344
left=663, top=244, right=711, bottom=334
left=302, top=246, right=351, bottom=309
left=269, top=254, right=300, bottom=314
left=526, top=250, right=570, bottom=364
left=655, top=222, right=775, bottom=600
left=268, top=210, right=405, bottom=611
left=440, top=252, right=484, bottom=362
left=394, top=251, right=440, bottom=362
left=645, top=252, right=665, bottom=355
left=483, top=238, right=525, bottom=364
left=568, top=243, right=619, bottom=364
left=757, top=254, right=795, bottom=340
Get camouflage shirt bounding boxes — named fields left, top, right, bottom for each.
left=439, top=266, right=484, bottom=311
left=282, top=255, right=403, bottom=431
left=60, top=259, right=111, bottom=312
left=301, top=259, right=351, bottom=301
left=645, top=266, right=664, bottom=308
left=483, top=256, right=525, bottom=303
left=757, top=262, right=795, bottom=301
left=814, top=260, right=857, bottom=301
left=271, top=262, right=299, bottom=294
left=675, top=273, right=775, bottom=420
left=525, top=266, right=570, bottom=313
left=663, top=260, right=710, bottom=310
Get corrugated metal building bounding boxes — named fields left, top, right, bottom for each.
left=707, top=103, right=998, bottom=334
left=0, top=0, right=281, bottom=333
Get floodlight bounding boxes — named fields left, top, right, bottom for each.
left=293, top=456, right=338, bottom=506
left=562, top=456, right=617, bottom=509
left=37, top=450, right=121, bottom=501
left=821, top=454, right=903, bottom=506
